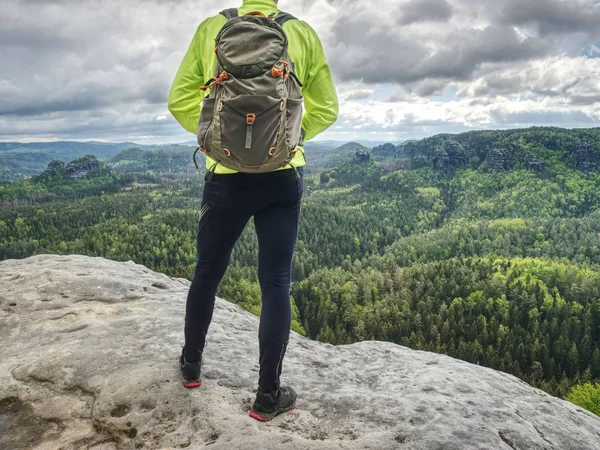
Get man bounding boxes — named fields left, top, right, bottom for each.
left=168, top=0, right=338, bottom=421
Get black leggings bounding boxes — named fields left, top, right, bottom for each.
left=184, top=167, right=303, bottom=392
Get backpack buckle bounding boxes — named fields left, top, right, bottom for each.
left=246, top=113, right=256, bottom=125
left=271, top=60, right=289, bottom=78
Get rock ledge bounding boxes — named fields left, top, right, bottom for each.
left=1, top=255, right=599, bottom=450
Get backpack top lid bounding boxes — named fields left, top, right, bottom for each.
left=215, top=15, right=288, bottom=79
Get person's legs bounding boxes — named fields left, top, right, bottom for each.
left=184, top=174, right=251, bottom=362
left=253, top=167, right=303, bottom=393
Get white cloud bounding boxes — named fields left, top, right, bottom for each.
left=1, top=0, right=599, bottom=143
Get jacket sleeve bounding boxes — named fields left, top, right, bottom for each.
left=168, top=23, right=206, bottom=134
left=300, top=23, right=339, bottom=142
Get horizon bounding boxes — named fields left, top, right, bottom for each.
left=2, top=124, right=600, bottom=148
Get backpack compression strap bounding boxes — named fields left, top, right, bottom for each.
left=220, top=8, right=238, bottom=20
left=274, top=11, right=297, bottom=26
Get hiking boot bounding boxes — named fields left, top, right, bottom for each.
left=249, top=386, right=297, bottom=422
left=179, top=348, right=201, bottom=388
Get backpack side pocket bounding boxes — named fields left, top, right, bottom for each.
left=285, top=98, right=303, bottom=149
left=197, top=97, right=216, bottom=150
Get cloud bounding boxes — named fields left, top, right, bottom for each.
left=398, top=0, right=454, bottom=25
left=459, top=56, right=600, bottom=103
left=343, top=90, right=373, bottom=101
left=500, top=0, right=600, bottom=36
left=326, top=3, right=554, bottom=87
left=1, top=0, right=599, bottom=143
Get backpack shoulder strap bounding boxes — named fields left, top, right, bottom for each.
left=273, top=11, right=297, bottom=27
left=219, top=8, right=238, bottom=20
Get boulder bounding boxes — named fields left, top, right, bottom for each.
left=1, top=255, right=600, bottom=450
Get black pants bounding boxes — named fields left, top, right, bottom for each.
left=184, top=166, right=303, bottom=393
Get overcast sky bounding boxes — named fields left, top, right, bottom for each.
left=1, top=0, right=599, bottom=144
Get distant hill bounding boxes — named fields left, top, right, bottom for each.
left=0, top=141, right=136, bottom=159
left=3, top=128, right=599, bottom=181
left=396, top=127, right=600, bottom=174
left=109, top=146, right=196, bottom=174
left=304, top=142, right=371, bottom=171
left=36, top=155, right=113, bottom=181
left=0, top=141, right=196, bottom=181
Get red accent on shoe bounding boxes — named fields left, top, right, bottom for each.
left=249, top=411, right=272, bottom=422
left=183, top=381, right=201, bottom=388
left=248, top=404, right=296, bottom=422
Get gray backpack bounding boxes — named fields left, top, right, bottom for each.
left=195, top=8, right=304, bottom=178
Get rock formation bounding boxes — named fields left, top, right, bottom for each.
left=1, top=255, right=600, bottom=450
left=432, top=140, right=469, bottom=174
left=488, top=148, right=515, bottom=172
left=65, top=155, right=105, bottom=179
left=571, top=142, right=599, bottom=173
left=37, top=155, right=108, bottom=181
left=523, top=152, right=546, bottom=172
left=355, top=149, right=371, bottom=163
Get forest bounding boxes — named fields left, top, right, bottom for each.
left=2, top=126, right=600, bottom=407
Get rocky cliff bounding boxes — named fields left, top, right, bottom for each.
left=488, top=148, right=515, bottom=172
left=571, top=142, right=600, bottom=173
left=355, top=149, right=371, bottom=163
left=65, top=155, right=105, bottom=179
left=432, top=140, right=469, bottom=174
left=37, top=155, right=109, bottom=181
left=1, top=255, right=600, bottom=450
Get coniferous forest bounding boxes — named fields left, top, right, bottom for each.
left=2, top=127, right=600, bottom=406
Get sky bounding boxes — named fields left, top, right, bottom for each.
left=1, top=0, right=600, bottom=144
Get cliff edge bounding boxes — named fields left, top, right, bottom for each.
left=1, top=255, right=599, bottom=450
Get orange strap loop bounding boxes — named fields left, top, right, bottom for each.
left=269, top=147, right=276, bottom=156
left=223, top=148, right=231, bottom=157
left=199, top=71, right=229, bottom=91
left=271, top=60, right=289, bottom=78
left=200, top=147, right=209, bottom=154
left=246, top=113, right=256, bottom=125
left=245, top=11, right=266, bottom=16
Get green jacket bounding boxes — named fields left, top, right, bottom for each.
left=168, top=0, right=339, bottom=174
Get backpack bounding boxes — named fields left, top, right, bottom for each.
left=194, top=8, right=304, bottom=178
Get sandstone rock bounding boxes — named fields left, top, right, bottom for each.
left=65, top=155, right=105, bottom=179
left=488, top=148, right=515, bottom=172
left=523, top=152, right=546, bottom=172
left=1, top=255, right=600, bottom=449
left=572, top=142, right=599, bottom=173
left=432, top=140, right=469, bottom=174
left=355, top=149, right=371, bottom=163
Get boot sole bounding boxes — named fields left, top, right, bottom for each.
left=249, top=403, right=296, bottom=422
